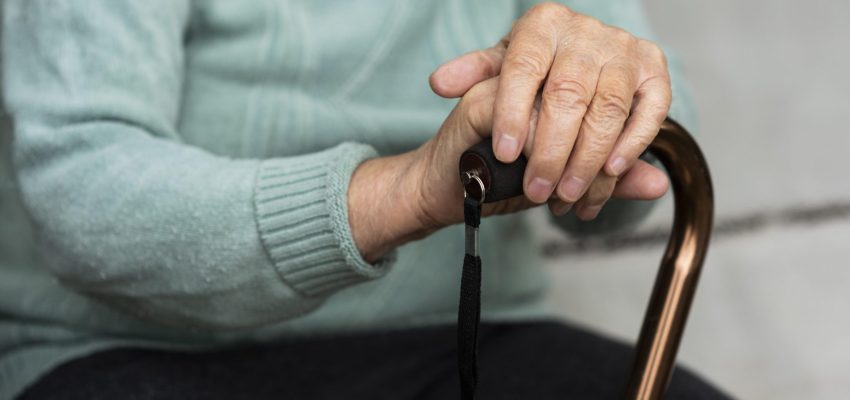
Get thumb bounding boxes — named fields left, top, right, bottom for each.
left=429, top=40, right=507, bottom=98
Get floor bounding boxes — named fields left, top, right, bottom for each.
left=541, top=1, right=850, bottom=398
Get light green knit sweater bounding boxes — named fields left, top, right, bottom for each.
left=0, top=0, right=693, bottom=398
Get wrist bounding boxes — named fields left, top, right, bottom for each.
left=347, top=151, right=432, bottom=263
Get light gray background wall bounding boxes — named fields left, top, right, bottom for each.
left=543, top=1, right=850, bottom=399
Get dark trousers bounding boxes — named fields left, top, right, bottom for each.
left=20, top=321, right=732, bottom=400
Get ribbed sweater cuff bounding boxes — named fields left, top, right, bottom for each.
left=254, top=143, right=395, bottom=297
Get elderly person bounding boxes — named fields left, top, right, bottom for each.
left=1, top=0, right=728, bottom=398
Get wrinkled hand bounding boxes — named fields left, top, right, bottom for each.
left=350, top=3, right=673, bottom=261
left=350, top=74, right=668, bottom=262
left=408, top=77, right=668, bottom=231
left=429, top=2, right=672, bottom=220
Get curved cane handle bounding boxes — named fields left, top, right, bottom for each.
left=459, top=118, right=715, bottom=400
left=625, top=118, right=714, bottom=399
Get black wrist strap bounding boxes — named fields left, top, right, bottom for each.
left=458, top=196, right=482, bottom=400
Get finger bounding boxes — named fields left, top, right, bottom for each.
left=442, top=77, right=540, bottom=167
left=429, top=39, right=508, bottom=98
left=611, top=159, right=669, bottom=200
left=492, top=20, right=558, bottom=162
left=548, top=198, right=573, bottom=217
left=604, top=75, right=671, bottom=176
left=556, top=60, right=638, bottom=203
left=573, top=174, right=617, bottom=221
left=523, top=50, right=598, bottom=203
left=460, top=77, right=501, bottom=139
left=548, top=159, right=668, bottom=216
left=423, top=77, right=501, bottom=205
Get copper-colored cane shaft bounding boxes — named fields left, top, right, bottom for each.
left=625, top=119, right=715, bottom=399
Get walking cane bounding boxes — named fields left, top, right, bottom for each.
left=457, top=118, right=714, bottom=399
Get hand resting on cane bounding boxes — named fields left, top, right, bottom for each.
left=349, top=3, right=671, bottom=263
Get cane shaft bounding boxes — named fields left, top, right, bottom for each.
left=625, top=119, right=714, bottom=399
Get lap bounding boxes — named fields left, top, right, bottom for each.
left=20, top=321, right=732, bottom=400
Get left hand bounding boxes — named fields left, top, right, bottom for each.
left=429, top=2, right=672, bottom=220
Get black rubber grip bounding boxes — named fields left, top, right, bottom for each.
left=460, top=138, right=528, bottom=203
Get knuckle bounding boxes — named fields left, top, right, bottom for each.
left=627, top=131, right=655, bottom=151
left=458, top=95, right=483, bottom=122
left=464, top=103, right=483, bottom=129
left=639, top=85, right=672, bottom=119
left=575, top=15, right=603, bottom=33
left=576, top=141, right=618, bottom=177
left=505, top=51, right=550, bottom=78
left=591, top=91, right=631, bottom=126
left=586, top=113, right=625, bottom=138
left=535, top=140, right=572, bottom=165
left=640, top=39, right=667, bottom=64
left=610, top=27, right=635, bottom=46
left=662, top=82, right=673, bottom=105
left=649, top=97, right=672, bottom=119
left=598, top=91, right=631, bottom=115
left=543, top=77, right=591, bottom=113
left=457, top=93, right=474, bottom=113
left=574, top=135, right=613, bottom=166
left=465, top=99, right=490, bottom=129
left=582, top=139, right=612, bottom=161
left=547, top=76, right=591, bottom=99
left=461, top=79, right=496, bottom=106
left=530, top=2, right=572, bottom=19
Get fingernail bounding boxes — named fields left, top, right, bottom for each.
left=526, top=177, right=553, bottom=203
left=496, top=134, right=519, bottom=161
left=552, top=202, right=573, bottom=216
left=610, top=157, right=626, bottom=176
left=559, top=176, right=586, bottom=201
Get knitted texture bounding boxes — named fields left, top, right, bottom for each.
left=255, top=146, right=394, bottom=297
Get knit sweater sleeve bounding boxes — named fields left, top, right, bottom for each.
left=521, top=0, right=698, bottom=235
left=1, top=0, right=394, bottom=330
